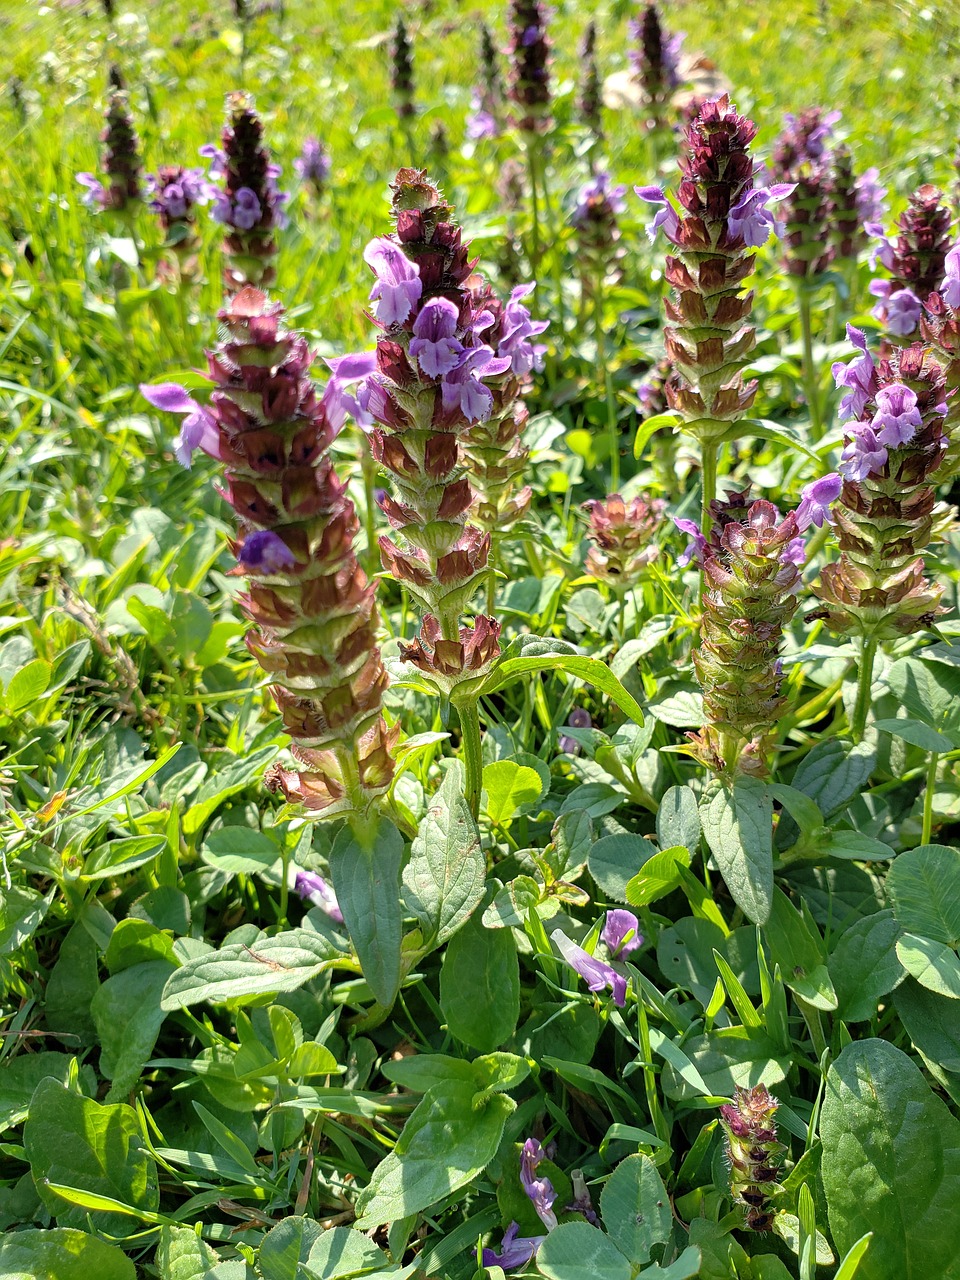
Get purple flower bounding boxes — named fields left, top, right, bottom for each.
left=838, top=424, right=887, bottom=481
left=855, top=166, right=887, bottom=227
left=601, top=908, right=641, bottom=957
left=675, top=516, right=706, bottom=568
left=498, top=284, right=548, bottom=375
left=571, top=171, right=627, bottom=226
left=146, top=167, right=212, bottom=221
left=199, top=142, right=227, bottom=178
left=780, top=536, right=806, bottom=568
left=293, top=869, right=343, bottom=923
left=551, top=928, right=628, bottom=1006
left=139, top=382, right=219, bottom=468
left=795, top=473, right=841, bottom=531
left=727, top=183, right=795, bottom=248
left=76, top=172, right=107, bottom=209
left=323, top=350, right=377, bottom=432
left=363, top=237, right=423, bottom=326
left=466, top=99, right=499, bottom=140
left=520, top=1138, right=558, bottom=1230
left=294, top=136, right=331, bottom=184
left=871, top=382, right=922, bottom=447
left=870, top=281, right=922, bottom=336
left=409, top=297, right=464, bottom=377
left=233, top=186, right=263, bottom=230
left=831, top=324, right=876, bottom=421
left=568, top=708, right=592, bottom=730
left=237, top=529, right=297, bottom=574
left=481, top=1222, right=545, bottom=1271
left=567, top=1170, right=598, bottom=1225
left=782, top=107, right=840, bottom=161
left=635, top=185, right=681, bottom=245
left=942, top=244, right=960, bottom=310
left=440, top=346, right=510, bottom=422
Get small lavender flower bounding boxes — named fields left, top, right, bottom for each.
left=629, top=2, right=685, bottom=130
left=551, top=928, right=628, bottom=1006
left=831, top=323, right=877, bottom=420
left=467, top=21, right=504, bottom=140
left=795, top=474, right=842, bottom=530
left=559, top=708, right=591, bottom=755
left=571, top=172, right=627, bottom=292
left=943, top=244, right=960, bottom=310
left=363, top=236, right=423, bottom=325
left=601, top=909, right=642, bottom=956
left=869, top=184, right=954, bottom=339
left=869, top=281, right=923, bottom=337
left=520, top=1139, right=558, bottom=1230
left=481, top=1222, right=545, bottom=1271
left=567, top=1171, right=598, bottom=1224
left=292, top=869, right=344, bottom=922
left=719, top=1085, right=783, bottom=1232
left=295, top=136, right=331, bottom=195
left=390, top=15, right=415, bottom=119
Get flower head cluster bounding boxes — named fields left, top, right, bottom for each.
left=869, top=184, right=954, bottom=338
left=826, top=144, right=887, bottom=263
left=680, top=481, right=839, bottom=775
left=206, top=92, right=288, bottom=293
left=550, top=909, right=642, bottom=1007
left=813, top=335, right=951, bottom=640
left=141, top=288, right=395, bottom=819
left=466, top=21, right=504, bottom=140
left=507, top=0, right=552, bottom=134
left=769, top=107, right=840, bottom=277
left=295, top=136, right=331, bottom=195
left=636, top=96, right=793, bottom=440
left=920, top=247, right=960, bottom=475
left=390, top=15, right=415, bottom=119
left=582, top=493, right=666, bottom=585
left=355, top=169, right=544, bottom=693
left=629, top=1, right=684, bottom=129
left=571, top=171, right=627, bottom=288
left=719, top=1085, right=784, bottom=1232
left=577, top=20, right=603, bottom=142
left=77, top=90, right=142, bottom=214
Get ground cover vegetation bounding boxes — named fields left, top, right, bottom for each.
left=2, top=0, right=960, bottom=1277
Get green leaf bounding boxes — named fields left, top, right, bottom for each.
left=329, top=817, right=404, bottom=1008
left=258, top=1217, right=395, bottom=1279
left=701, top=778, right=773, bottom=925
left=0, top=1054, right=96, bottom=1134
left=82, top=835, right=167, bottom=881
left=92, top=960, right=174, bottom=1101
left=821, top=1039, right=960, bottom=1280
left=895, top=933, right=960, bottom=999
left=482, top=760, right=544, bottom=825
left=181, top=746, right=279, bottom=835
left=355, top=1080, right=514, bottom=1229
left=886, top=656, right=960, bottom=730
left=44, top=923, right=100, bottom=1044
left=535, top=1221, right=633, bottom=1280
left=887, top=844, right=960, bottom=945
left=874, top=717, right=953, bottom=753
left=402, top=762, right=483, bottom=948
left=638, top=1246, right=702, bottom=1279
left=483, top=644, right=645, bottom=726
left=764, top=889, right=837, bottom=1010
left=659, top=1027, right=791, bottom=1102
left=599, top=1153, right=671, bottom=1265
left=790, top=737, right=876, bottom=817
left=634, top=410, right=682, bottom=459
left=23, top=1078, right=159, bottom=1237
left=829, top=910, right=905, bottom=1023
left=440, top=909, right=520, bottom=1052
left=3, top=657, right=52, bottom=713
left=0, top=886, right=53, bottom=954
left=160, top=930, right=338, bottom=1010
left=719, top=417, right=820, bottom=460
left=200, top=828, right=283, bottom=878
left=0, top=1228, right=136, bottom=1280
left=104, top=918, right=176, bottom=973
left=625, top=845, right=690, bottom=906
left=656, top=785, right=700, bottom=853
left=155, top=1225, right=221, bottom=1280
left=589, top=834, right=654, bottom=904
left=893, top=978, right=960, bottom=1072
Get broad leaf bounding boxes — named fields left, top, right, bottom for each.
left=535, top=1221, right=633, bottom=1280
left=440, top=909, right=520, bottom=1051
left=829, top=910, right=905, bottom=1023
left=701, top=778, right=773, bottom=924
left=403, top=761, right=484, bottom=947
left=329, top=817, right=405, bottom=1008
left=0, top=1228, right=136, bottom=1280
left=482, top=760, right=544, bottom=826
left=599, top=1153, right=671, bottom=1265
left=92, top=960, right=174, bottom=1101
left=161, top=930, right=338, bottom=1010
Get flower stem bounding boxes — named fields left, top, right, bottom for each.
left=360, top=434, right=380, bottom=580
left=486, top=530, right=499, bottom=616
left=797, top=285, right=823, bottom=440
left=453, top=693, right=483, bottom=819
left=851, top=635, right=878, bottom=742
left=524, top=136, right=542, bottom=284
left=595, top=272, right=619, bottom=492
left=921, top=751, right=939, bottom=845
left=700, top=438, right=719, bottom=540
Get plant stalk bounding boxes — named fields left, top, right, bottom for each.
left=453, top=694, right=483, bottom=820
left=797, top=285, right=823, bottom=440
left=850, top=635, right=878, bottom=742
left=921, top=751, right=939, bottom=845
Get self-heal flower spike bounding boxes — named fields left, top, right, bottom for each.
left=507, top=0, right=552, bottom=134
left=810, top=340, right=952, bottom=642
left=390, top=16, right=415, bottom=119
left=577, top=20, right=603, bottom=142
left=869, top=184, right=954, bottom=339
left=686, top=489, right=822, bottom=776
left=295, top=137, right=331, bottom=196
left=719, top=1085, right=784, bottom=1232
left=144, top=165, right=212, bottom=278
left=769, top=107, right=839, bottom=277
left=140, top=288, right=396, bottom=820
left=827, top=145, right=885, bottom=264
left=211, top=92, right=288, bottom=293
left=582, top=493, right=665, bottom=586
left=551, top=928, right=628, bottom=1006
left=77, top=90, right=142, bottom=215
left=571, top=172, right=628, bottom=296
left=466, top=21, right=504, bottom=141
left=920, top=249, right=960, bottom=477
left=629, top=1, right=685, bottom=131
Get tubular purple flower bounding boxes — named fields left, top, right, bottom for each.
left=295, top=137, right=331, bottom=185
left=727, top=183, right=795, bottom=248
left=409, top=297, right=464, bottom=377
left=520, top=1138, right=558, bottom=1230
left=795, top=473, right=841, bottom=531
left=323, top=351, right=378, bottom=431
left=831, top=324, right=877, bottom=420
left=942, top=245, right=960, bottom=310
left=551, top=928, right=628, bottom=1006
left=871, top=382, right=923, bottom=446
left=440, top=347, right=511, bottom=421
left=601, top=908, right=642, bottom=956
left=363, top=236, right=423, bottom=326
left=855, top=167, right=887, bottom=227
left=838, top=424, right=888, bottom=481
left=571, top=172, right=627, bottom=226
left=237, top=529, right=298, bottom=574
left=780, top=536, right=806, bottom=567
left=497, top=285, right=549, bottom=374
left=481, top=1222, right=545, bottom=1271
left=77, top=172, right=108, bottom=208
left=199, top=142, right=227, bottom=178
left=635, top=184, right=681, bottom=244
left=292, top=869, right=344, bottom=922
left=139, top=382, right=219, bottom=467
left=869, top=281, right=923, bottom=336
left=568, top=708, right=592, bottom=729
left=675, top=516, right=706, bottom=567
